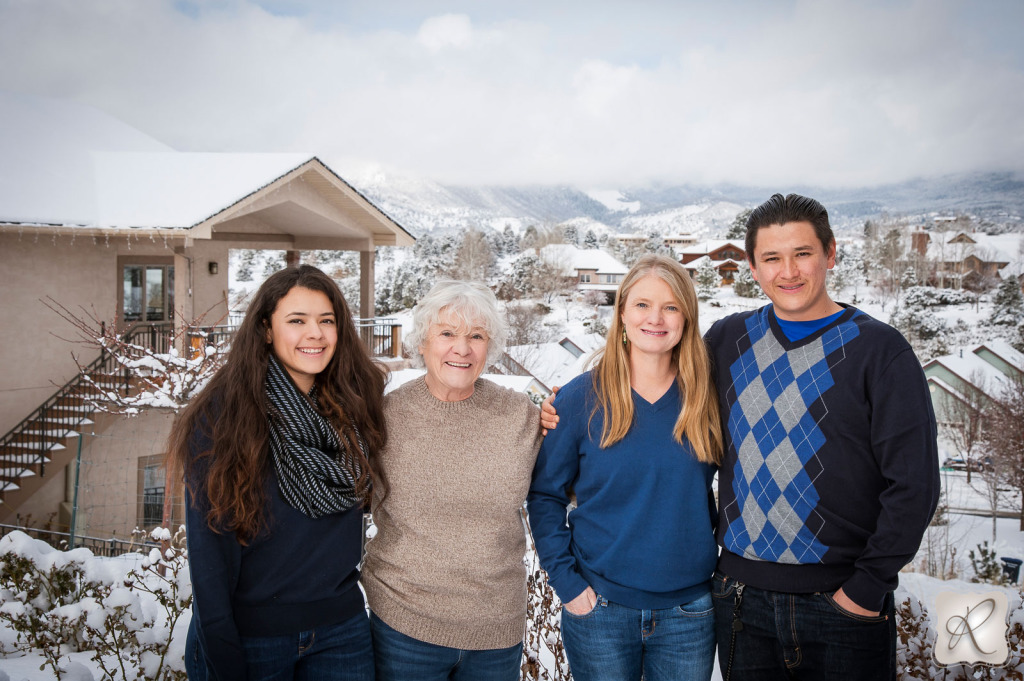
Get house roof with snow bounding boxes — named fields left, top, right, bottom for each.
left=538, top=244, right=628, bottom=276
left=679, top=240, right=746, bottom=257
left=920, top=231, right=1021, bottom=267
left=507, top=334, right=604, bottom=390
left=0, top=91, right=414, bottom=247
left=923, top=340, right=1024, bottom=403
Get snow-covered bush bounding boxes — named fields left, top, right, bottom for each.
left=0, top=528, right=191, bottom=681
left=903, top=285, right=974, bottom=308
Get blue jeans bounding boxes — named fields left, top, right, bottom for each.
left=712, top=571, right=896, bottom=681
left=560, top=591, right=715, bottom=681
left=369, top=612, right=523, bottom=681
left=185, top=612, right=374, bottom=681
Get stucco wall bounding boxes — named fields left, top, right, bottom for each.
left=0, top=231, right=229, bottom=436
left=16, top=408, right=179, bottom=538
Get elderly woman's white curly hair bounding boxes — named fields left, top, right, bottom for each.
left=404, top=280, right=509, bottom=368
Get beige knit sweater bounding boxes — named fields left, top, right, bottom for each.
left=362, top=376, right=542, bottom=650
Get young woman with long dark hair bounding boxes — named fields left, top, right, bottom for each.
left=167, top=264, right=387, bottom=681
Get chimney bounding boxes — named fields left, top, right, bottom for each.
left=911, top=231, right=929, bottom=256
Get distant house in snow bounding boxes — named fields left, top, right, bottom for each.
left=909, top=230, right=1022, bottom=291
left=538, top=244, right=629, bottom=303
left=924, top=339, right=1024, bottom=429
left=679, top=240, right=747, bottom=285
left=0, top=92, right=413, bottom=537
left=507, top=334, right=605, bottom=391
left=613, top=233, right=698, bottom=250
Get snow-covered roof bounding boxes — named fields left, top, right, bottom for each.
left=508, top=334, right=604, bottom=389
left=923, top=340, right=1024, bottom=399
left=539, top=244, right=628, bottom=275
left=0, top=91, right=411, bottom=243
left=974, top=339, right=1024, bottom=373
left=922, top=231, right=1022, bottom=265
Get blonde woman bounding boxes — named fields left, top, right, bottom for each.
left=527, top=254, right=722, bottom=681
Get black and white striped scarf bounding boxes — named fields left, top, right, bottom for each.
left=265, top=354, right=365, bottom=517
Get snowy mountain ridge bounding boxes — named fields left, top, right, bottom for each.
left=350, top=168, right=1024, bottom=239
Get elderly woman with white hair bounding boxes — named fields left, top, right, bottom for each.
left=361, top=280, right=543, bottom=681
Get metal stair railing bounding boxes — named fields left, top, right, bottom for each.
left=0, top=322, right=174, bottom=485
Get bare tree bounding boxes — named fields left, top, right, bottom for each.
left=985, top=372, right=1024, bottom=530
left=43, top=297, right=228, bottom=414
left=449, top=227, right=496, bottom=282
left=938, top=371, right=989, bottom=484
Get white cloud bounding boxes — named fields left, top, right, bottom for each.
left=416, top=14, right=474, bottom=51
left=0, top=0, right=1022, bottom=188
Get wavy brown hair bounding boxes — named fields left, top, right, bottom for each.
left=589, top=254, right=722, bottom=464
left=166, top=265, right=387, bottom=544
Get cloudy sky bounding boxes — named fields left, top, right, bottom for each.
left=2, top=0, right=1022, bottom=189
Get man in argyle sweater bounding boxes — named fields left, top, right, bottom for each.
left=708, top=193, right=939, bottom=680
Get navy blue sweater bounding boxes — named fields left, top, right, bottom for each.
left=185, top=424, right=365, bottom=681
left=527, top=372, right=717, bottom=610
left=706, top=305, right=940, bottom=611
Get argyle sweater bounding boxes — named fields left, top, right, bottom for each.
left=705, top=305, right=939, bottom=611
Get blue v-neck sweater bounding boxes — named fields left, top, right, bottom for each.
left=528, top=371, right=717, bottom=610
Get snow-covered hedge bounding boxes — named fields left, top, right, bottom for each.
left=0, top=529, right=190, bottom=681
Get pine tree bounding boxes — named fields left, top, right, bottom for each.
left=584, top=230, right=599, bottom=250
left=695, top=259, right=720, bottom=301
left=643, top=233, right=673, bottom=257
left=990, top=276, right=1024, bottom=326
left=732, top=262, right=763, bottom=299
left=726, top=208, right=753, bottom=240
left=502, top=224, right=520, bottom=256
left=563, top=224, right=579, bottom=246
left=235, top=249, right=256, bottom=282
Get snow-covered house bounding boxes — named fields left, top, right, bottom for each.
left=909, top=230, right=1023, bottom=290
left=613, top=232, right=697, bottom=249
left=507, top=335, right=605, bottom=391
left=924, top=339, right=1024, bottom=439
left=538, top=244, right=629, bottom=302
left=679, top=240, right=746, bottom=285
left=0, top=92, right=413, bottom=535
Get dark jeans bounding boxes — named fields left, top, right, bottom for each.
left=369, top=612, right=523, bottom=681
left=711, top=571, right=896, bottom=681
left=185, top=612, right=374, bottom=681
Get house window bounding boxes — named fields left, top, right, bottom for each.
left=138, top=455, right=166, bottom=530
left=123, top=264, right=174, bottom=322
left=601, top=274, right=620, bottom=284
left=580, top=273, right=592, bottom=283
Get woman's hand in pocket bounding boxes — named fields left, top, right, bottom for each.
left=564, top=586, right=597, bottom=616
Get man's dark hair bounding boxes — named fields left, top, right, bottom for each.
left=744, top=193, right=833, bottom=261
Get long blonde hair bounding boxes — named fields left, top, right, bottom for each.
left=590, top=254, right=722, bottom=464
